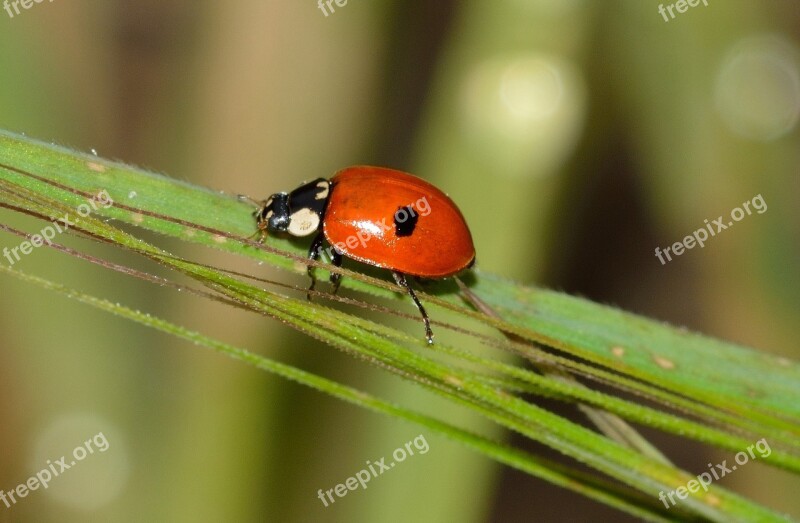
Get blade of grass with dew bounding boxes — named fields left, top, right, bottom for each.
left=1, top=129, right=797, bottom=433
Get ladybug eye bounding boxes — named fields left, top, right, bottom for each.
left=287, top=207, right=321, bottom=237
left=260, top=193, right=290, bottom=232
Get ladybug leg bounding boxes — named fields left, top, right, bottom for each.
left=306, top=231, right=325, bottom=300
left=329, top=248, right=343, bottom=295
left=392, top=272, right=434, bottom=345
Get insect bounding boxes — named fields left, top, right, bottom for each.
left=252, top=165, right=475, bottom=344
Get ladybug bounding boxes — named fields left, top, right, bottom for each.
left=253, top=165, right=475, bottom=344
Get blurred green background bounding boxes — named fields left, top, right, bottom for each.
left=0, top=1, right=798, bottom=522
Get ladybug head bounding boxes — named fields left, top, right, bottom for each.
left=256, top=192, right=291, bottom=233
left=255, top=178, right=330, bottom=238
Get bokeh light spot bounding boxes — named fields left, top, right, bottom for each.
left=461, top=54, right=586, bottom=178
left=31, top=413, right=129, bottom=511
left=714, top=34, right=800, bottom=142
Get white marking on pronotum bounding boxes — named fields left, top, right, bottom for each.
left=315, top=181, right=329, bottom=200
left=288, top=208, right=320, bottom=236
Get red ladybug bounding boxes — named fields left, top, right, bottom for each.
left=254, top=165, right=475, bottom=344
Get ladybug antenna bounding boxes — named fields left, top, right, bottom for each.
left=237, top=194, right=262, bottom=207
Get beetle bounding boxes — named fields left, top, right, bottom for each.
left=252, top=165, right=475, bottom=344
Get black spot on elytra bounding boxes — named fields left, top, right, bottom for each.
left=394, top=205, right=418, bottom=237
